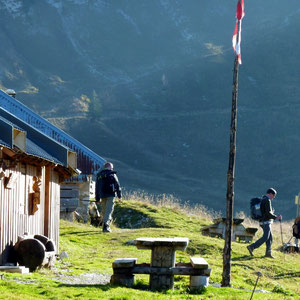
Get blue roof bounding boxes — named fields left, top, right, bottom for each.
left=26, top=138, right=63, bottom=165
left=0, top=138, right=10, bottom=148
left=0, top=116, right=23, bottom=131
left=0, top=89, right=106, bottom=177
left=0, top=112, right=68, bottom=166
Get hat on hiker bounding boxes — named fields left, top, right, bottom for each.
left=103, top=162, right=114, bottom=170
left=266, top=188, right=277, bottom=196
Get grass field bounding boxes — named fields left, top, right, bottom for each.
left=0, top=193, right=299, bottom=299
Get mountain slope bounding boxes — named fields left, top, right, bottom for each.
left=1, top=0, right=300, bottom=218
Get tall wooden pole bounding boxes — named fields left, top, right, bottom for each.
left=222, top=49, right=240, bottom=287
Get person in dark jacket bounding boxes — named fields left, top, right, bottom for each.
left=247, top=188, right=282, bottom=258
left=95, top=162, right=122, bottom=232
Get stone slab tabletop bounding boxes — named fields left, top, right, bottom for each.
left=190, top=257, right=209, bottom=269
left=135, top=237, right=189, bottom=251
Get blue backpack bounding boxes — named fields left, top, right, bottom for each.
left=250, top=197, right=263, bottom=221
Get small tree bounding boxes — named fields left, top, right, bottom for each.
left=88, top=90, right=102, bottom=121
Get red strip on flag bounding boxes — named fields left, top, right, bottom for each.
left=236, top=0, right=245, bottom=20
left=232, top=0, right=245, bottom=64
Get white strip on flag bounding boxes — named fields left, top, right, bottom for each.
left=232, top=0, right=245, bottom=64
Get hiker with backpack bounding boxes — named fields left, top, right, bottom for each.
left=95, top=162, right=122, bottom=233
left=247, top=188, right=282, bottom=258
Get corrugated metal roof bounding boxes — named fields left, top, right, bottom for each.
left=0, top=107, right=72, bottom=167
left=26, top=138, right=63, bottom=165
left=0, top=138, right=10, bottom=148
left=0, top=113, right=66, bottom=166
left=0, top=116, right=23, bottom=131
left=0, top=89, right=106, bottom=177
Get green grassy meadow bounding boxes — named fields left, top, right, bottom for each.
left=0, top=194, right=300, bottom=299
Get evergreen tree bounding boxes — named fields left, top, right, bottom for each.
left=89, top=90, right=102, bottom=121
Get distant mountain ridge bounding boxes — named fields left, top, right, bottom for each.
left=1, top=0, right=300, bottom=219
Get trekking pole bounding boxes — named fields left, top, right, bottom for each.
left=250, top=272, right=262, bottom=300
left=280, top=220, right=284, bottom=246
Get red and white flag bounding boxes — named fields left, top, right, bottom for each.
left=232, top=0, right=245, bottom=64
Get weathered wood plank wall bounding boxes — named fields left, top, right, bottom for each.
left=48, top=168, right=60, bottom=251
left=0, top=162, right=60, bottom=265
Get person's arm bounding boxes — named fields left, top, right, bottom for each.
left=113, top=174, right=122, bottom=199
left=265, top=199, right=277, bottom=220
left=95, top=176, right=100, bottom=202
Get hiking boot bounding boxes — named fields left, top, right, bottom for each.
left=103, top=224, right=111, bottom=233
left=264, top=252, right=275, bottom=258
left=247, top=245, right=254, bottom=256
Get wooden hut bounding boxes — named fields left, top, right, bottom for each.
left=0, top=90, right=106, bottom=222
left=0, top=109, right=77, bottom=267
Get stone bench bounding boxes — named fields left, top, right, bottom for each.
left=110, top=258, right=137, bottom=287
left=111, top=257, right=211, bottom=290
left=189, top=257, right=210, bottom=288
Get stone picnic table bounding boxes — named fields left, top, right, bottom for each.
left=135, top=237, right=189, bottom=290
left=111, top=237, right=211, bottom=290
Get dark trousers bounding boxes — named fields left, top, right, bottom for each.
left=251, top=223, right=273, bottom=254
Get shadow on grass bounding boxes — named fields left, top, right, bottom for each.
left=231, top=262, right=256, bottom=270
left=231, top=255, right=255, bottom=261
left=58, top=282, right=150, bottom=292
left=273, top=272, right=300, bottom=279
left=232, top=254, right=273, bottom=261
left=60, top=231, right=101, bottom=236
left=58, top=283, right=114, bottom=291
left=58, top=281, right=206, bottom=296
